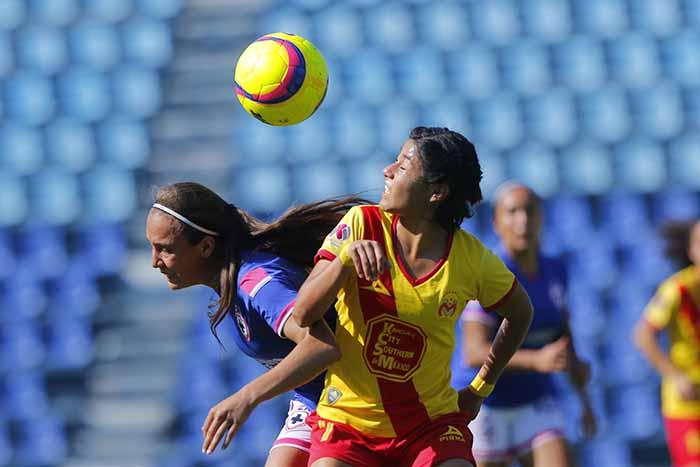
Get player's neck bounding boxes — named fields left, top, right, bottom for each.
left=395, top=217, right=448, bottom=261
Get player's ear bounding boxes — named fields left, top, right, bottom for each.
left=199, top=236, right=216, bottom=258
left=429, top=184, right=449, bottom=204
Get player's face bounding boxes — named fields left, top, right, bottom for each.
left=493, top=187, right=542, bottom=253
left=380, top=139, right=432, bottom=216
left=146, top=210, right=211, bottom=290
left=687, top=221, right=700, bottom=267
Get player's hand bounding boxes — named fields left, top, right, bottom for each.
left=201, top=391, right=256, bottom=455
left=533, top=337, right=571, bottom=373
left=457, top=387, right=483, bottom=421
left=672, top=372, right=699, bottom=401
left=344, top=240, right=390, bottom=281
left=580, top=400, right=597, bottom=438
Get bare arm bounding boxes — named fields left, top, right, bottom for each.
left=633, top=318, right=680, bottom=379
left=202, top=317, right=340, bottom=453
left=293, top=258, right=351, bottom=327
left=464, top=319, right=542, bottom=371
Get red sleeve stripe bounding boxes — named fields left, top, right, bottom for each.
left=239, top=267, right=272, bottom=297
left=314, top=249, right=336, bottom=264
left=483, top=277, right=518, bottom=312
left=274, top=300, right=297, bottom=337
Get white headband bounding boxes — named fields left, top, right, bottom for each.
left=152, top=203, right=220, bottom=236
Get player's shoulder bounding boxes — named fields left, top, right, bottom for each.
left=238, top=250, right=304, bottom=296
left=452, top=228, right=489, bottom=258
left=665, top=266, right=698, bottom=290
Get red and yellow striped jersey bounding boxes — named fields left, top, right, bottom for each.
left=644, top=266, right=700, bottom=418
left=314, top=205, right=516, bottom=437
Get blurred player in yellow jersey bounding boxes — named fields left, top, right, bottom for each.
left=634, top=220, right=700, bottom=467
left=292, top=127, right=534, bottom=467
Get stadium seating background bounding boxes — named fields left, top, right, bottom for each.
left=1, top=0, right=698, bottom=465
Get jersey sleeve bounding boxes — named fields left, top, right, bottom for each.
left=643, top=279, right=680, bottom=331
left=314, top=205, right=365, bottom=263
left=239, top=267, right=300, bottom=338
left=461, top=300, right=499, bottom=327
left=477, top=246, right=517, bottom=311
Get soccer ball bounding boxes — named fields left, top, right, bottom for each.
left=234, top=32, right=328, bottom=126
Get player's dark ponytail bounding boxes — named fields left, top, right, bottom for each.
left=154, top=182, right=368, bottom=339
left=409, top=126, right=483, bottom=231
left=660, top=219, right=700, bottom=269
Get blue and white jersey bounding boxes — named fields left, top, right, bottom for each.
left=451, top=247, right=567, bottom=407
left=229, top=249, right=334, bottom=409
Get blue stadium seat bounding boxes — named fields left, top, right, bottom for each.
left=18, top=227, right=68, bottom=281
left=418, top=2, right=469, bottom=49
left=476, top=150, right=507, bottom=201
left=0, top=124, right=43, bottom=175
left=0, top=371, right=50, bottom=421
left=28, top=0, right=78, bottom=27
left=397, top=49, right=446, bottom=103
left=524, top=88, right=576, bottom=147
left=0, top=175, right=28, bottom=227
left=86, top=0, right=133, bottom=23
left=580, top=437, right=632, bottom=467
left=421, top=100, right=469, bottom=136
left=567, top=286, right=605, bottom=340
left=122, top=17, right=173, bottom=68
left=15, top=416, right=67, bottom=466
left=560, top=142, right=613, bottom=195
left=599, top=192, right=652, bottom=247
left=580, top=86, right=630, bottom=143
left=554, top=37, right=605, bottom=92
left=0, top=321, right=45, bottom=372
left=470, top=0, right=519, bottom=46
left=0, top=33, right=12, bottom=79
left=57, top=67, right=111, bottom=123
left=334, top=104, right=376, bottom=160
left=16, top=25, right=67, bottom=76
left=45, top=318, right=94, bottom=372
left=576, top=0, right=628, bottom=38
left=471, top=94, right=523, bottom=150
left=346, top=52, right=394, bottom=105
left=291, top=162, right=347, bottom=204
left=176, top=357, right=228, bottom=413
left=652, top=190, right=700, bottom=223
left=47, top=260, right=100, bottom=317
left=545, top=196, right=596, bottom=251
left=664, top=31, right=700, bottom=86
left=669, top=134, right=700, bottom=189
left=98, top=118, right=149, bottom=169
left=139, top=0, right=184, bottom=19
left=521, top=0, right=571, bottom=43
left=366, top=3, right=414, bottom=52
left=232, top=166, right=291, bottom=214
left=83, top=168, right=137, bottom=223
left=112, top=66, right=161, bottom=118
left=608, top=33, right=659, bottom=90
left=620, top=241, right=673, bottom=288
left=345, top=157, right=385, bottom=198
left=0, top=270, right=46, bottom=323
left=377, top=101, right=420, bottom=152
left=614, top=139, right=666, bottom=192
left=0, top=231, right=15, bottom=282
left=259, top=9, right=312, bottom=41
left=568, top=238, right=617, bottom=290
left=69, top=20, right=122, bottom=71
left=233, top=123, right=286, bottom=166
left=610, top=385, right=664, bottom=440
left=506, top=144, right=559, bottom=197
left=628, top=0, right=680, bottom=37
left=45, top=118, right=96, bottom=172
left=0, top=418, right=11, bottom=467
left=287, top=117, right=331, bottom=162
left=75, top=223, right=128, bottom=277
left=3, top=71, right=55, bottom=126
left=501, top=41, right=550, bottom=96
left=634, top=82, right=683, bottom=140
left=314, top=6, right=362, bottom=59
left=448, top=44, right=499, bottom=100
left=30, top=169, right=81, bottom=226
left=0, top=0, right=26, bottom=31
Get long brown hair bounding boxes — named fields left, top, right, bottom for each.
left=154, top=182, right=368, bottom=338
left=661, top=219, right=700, bottom=269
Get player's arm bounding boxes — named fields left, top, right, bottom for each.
left=464, top=319, right=545, bottom=372
left=202, top=317, right=339, bottom=454
left=561, top=311, right=591, bottom=390
left=633, top=319, right=691, bottom=387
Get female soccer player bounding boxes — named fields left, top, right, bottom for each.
left=634, top=220, right=700, bottom=467
left=146, top=182, right=366, bottom=467
left=453, top=182, right=595, bottom=467
left=292, top=127, right=535, bottom=467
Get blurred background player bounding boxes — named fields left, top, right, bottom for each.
left=146, top=182, right=366, bottom=467
left=452, top=181, right=596, bottom=467
left=634, top=220, right=700, bottom=467
left=293, top=127, right=534, bottom=467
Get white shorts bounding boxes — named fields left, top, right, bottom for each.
left=469, top=396, right=566, bottom=462
left=270, top=399, right=312, bottom=453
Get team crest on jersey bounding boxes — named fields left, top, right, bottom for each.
left=549, top=282, right=566, bottom=310
left=327, top=223, right=351, bottom=249
left=234, top=307, right=251, bottom=342
left=363, top=315, right=427, bottom=382
left=326, top=387, right=342, bottom=405
left=438, top=291, right=460, bottom=318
